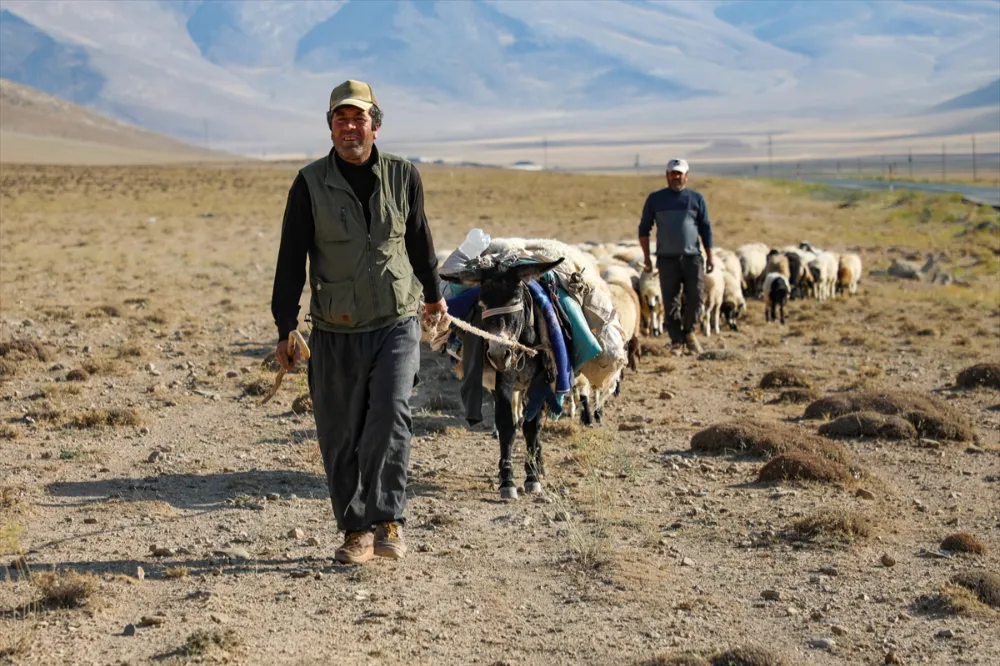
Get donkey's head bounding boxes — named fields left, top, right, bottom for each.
left=442, top=258, right=564, bottom=372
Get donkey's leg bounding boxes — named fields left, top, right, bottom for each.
left=523, top=412, right=544, bottom=494
left=493, top=378, right=519, bottom=500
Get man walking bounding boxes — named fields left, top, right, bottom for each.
left=638, top=158, right=714, bottom=354
left=270, top=79, right=447, bottom=564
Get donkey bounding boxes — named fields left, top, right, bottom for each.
left=442, top=258, right=565, bottom=500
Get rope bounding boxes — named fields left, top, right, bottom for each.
left=423, top=312, right=538, bottom=357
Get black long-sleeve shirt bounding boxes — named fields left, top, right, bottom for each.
left=270, top=149, right=442, bottom=341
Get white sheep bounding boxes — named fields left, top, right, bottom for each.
left=700, top=269, right=726, bottom=336
left=638, top=269, right=665, bottom=337
left=807, top=251, right=840, bottom=301
left=720, top=270, right=747, bottom=331
left=737, top=242, right=770, bottom=297
left=837, top=253, right=863, bottom=296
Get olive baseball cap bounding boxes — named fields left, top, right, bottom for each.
left=329, top=79, right=379, bottom=113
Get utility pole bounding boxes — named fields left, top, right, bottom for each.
left=857, top=157, right=862, bottom=175
left=908, top=148, right=913, bottom=178
left=836, top=160, right=841, bottom=175
left=767, top=135, right=773, bottom=178
left=972, top=135, right=977, bottom=182
left=634, top=153, right=640, bottom=169
left=941, top=143, right=946, bottom=182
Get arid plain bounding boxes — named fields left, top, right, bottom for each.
left=1, top=162, right=998, bottom=666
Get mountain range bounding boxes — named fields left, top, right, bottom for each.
left=1, top=0, right=998, bottom=166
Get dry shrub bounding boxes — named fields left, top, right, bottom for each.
left=86, top=304, right=121, bottom=318
left=25, top=405, right=64, bottom=422
left=710, top=647, right=788, bottom=666
left=424, top=394, right=459, bottom=412
left=690, top=420, right=851, bottom=465
left=184, top=628, right=241, bottom=656
left=771, top=388, right=818, bottom=405
left=38, top=383, right=82, bottom=398
left=951, top=571, right=1000, bottom=608
left=65, top=367, right=90, bottom=382
left=698, top=350, right=745, bottom=362
left=143, top=311, right=168, bottom=325
left=640, top=343, right=671, bottom=358
left=545, top=419, right=581, bottom=439
left=116, top=342, right=145, bottom=358
left=291, top=393, right=312, bottom=415
left=635, top=656, right=710, bottom=666
left=791, top=509, right=874, bottom=543
left=241, top=376, right=272, bottom=396
left=804, top=391, right=974, bottom=441
left=0, top=424, right=20, bottom=440
left=916, top=584, right=990, bottom=617
left=0, top=359, right=19, bottom=378
left=757, top=452, right=853, bottom=484
left=33, top=570, right=99, bottom=609
left=940, top=533, right=988, bottom=555
left=164, top=566, right=190, bottom=579
left=81, top=359, right=123, bottom=376
left=818, top=412, right=916, bottom=440
left=956, top=363, right=1000, bottom=390
left=759, top=368, right=812, bottom=389
left=69, top=408, right=142, bottom=429
left=0, top=339, right=53, bottom=362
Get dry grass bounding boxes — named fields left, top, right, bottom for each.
left=545, top=418, right=582, bottom=439
left=790, top=509, right=874, bottom=543
left=291, top=393, right=312, bottom=415
left=241, top=376, right=272, bottom=397
left=635, top=656, right=710, bottom=666
left=33, top=570, right=99, bottom=609
left=956, top=363, right=1000, bottom=389
left=770, top=388, right=818, bottom=405
left=951, top=571, right=1000, bottom=608
left=757, top=452, right=853, bottom=485
left=818, top=412, right=917, bottom=440
left=690, top=420, right=852, bottom=466
left=0, top=423, right=20, bottom=439
left=116, top=341, right=145, bottom=358
left=68, top=408, right=142, bottom=429
left=85, top=304, right=122, bottom=318
left=940, top=533, right=988, bottom=555
left=916, top=581, right=999, bottom=618
left=164, top=566, right=191, bottom=579
left=0, top=359, right=18, bottom=378
left=759, top=368, right=812, bottom=389
left=804, top=391, right=975, bottom=441
left=710, top=647, right=788, bottom=666
left=0, top=339, right=53, bottom=362
left=81, top=358, right=124, bottom=376
left=65, top=367, right=90, bottom=381
left=183, top=628, right=241, bottom=656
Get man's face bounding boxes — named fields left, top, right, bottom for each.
left=667, top=169, right=688, bottom=191
left=331, top=105, right=378, bottom=164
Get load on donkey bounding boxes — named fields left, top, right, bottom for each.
left=429, top=233, right=630, bottom=500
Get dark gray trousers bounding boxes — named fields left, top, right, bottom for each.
left=657, top=255, right=705, bottom=344
left=308, top=317, right=420, bottom=533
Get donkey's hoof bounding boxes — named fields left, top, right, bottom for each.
left=499, top=486, right=519, bottom=500
left=524, top=481, right=543, bottom=495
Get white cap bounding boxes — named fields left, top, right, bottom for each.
left=666, top=158, right=689, bottom=174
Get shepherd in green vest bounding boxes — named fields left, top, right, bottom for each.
left=270, top=79, right=447, bottom=564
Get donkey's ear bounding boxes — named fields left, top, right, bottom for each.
left=440, top=268, right=483, bottom=287
left=511, top=258, right=564, bottom=283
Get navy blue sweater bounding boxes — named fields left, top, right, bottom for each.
left=638, top=187, right=712, bottom=257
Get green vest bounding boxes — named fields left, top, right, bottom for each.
left=299, top=149, right=423, bottom=334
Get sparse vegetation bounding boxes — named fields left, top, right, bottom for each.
left=940, top=533, right=988, bottom=555
left=0, top=339, right=53, bottom=362
left=790, top=509, right=874, bottom=543
left=33, top=570, right=99, bottom=609
left=759, top=368, right=811, bottom=389
left=804, top=391, right=974, bottom=441
left=183, top=628, right=241, bottom=656
left=951, top=571, right=1000, bottom=609
left=68, top=408, right=142, bottom=429
left=757, top=451, right=853, bottom=484
left=956, top=363, right=1000, bottom=389
left=818, top=412, right=916, bottom=440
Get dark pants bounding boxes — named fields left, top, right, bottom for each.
left=657, top=255, right=704, bottom=344
left=308, top=317, right=420, bottom=533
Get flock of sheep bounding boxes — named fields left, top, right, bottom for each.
left=578, top=240, right=864, bottom=335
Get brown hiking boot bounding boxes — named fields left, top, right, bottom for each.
left=374, top=522, right=407, bottom=559
left=334, top=530, right=374, bottom=564
left=685, top=333, right=703, bottom=355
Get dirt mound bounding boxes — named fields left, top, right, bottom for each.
left=0, top=339, right=53, bottom=362
left=804, top=391, right=974, bottom=441
left=291, top=393, right=312, bottom=415
left=757, top=452, right=853, bottom=484
left=818, top=412, right=916, bottom=440
left=956, top=363, right=1000, bottom=389
left=940, top=533, right=988, bottom=555
left=760, top=368, right=812, bottom=389
left=952, top=571, right=1000, bottom=608
left=691, top=420, right=851, bottom=465
left=771, top=388, right=818, bottom=405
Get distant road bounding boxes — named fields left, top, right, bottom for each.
left=802, top=176, right=1000, bottom=209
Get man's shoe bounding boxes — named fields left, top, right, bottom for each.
left=374, top=522, right=407, bottom=559
left=669, top=342, right=685, bottom=357
left=334, top=530, right=374, bottom=564
left=685, top=333, right=703, bottom=355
